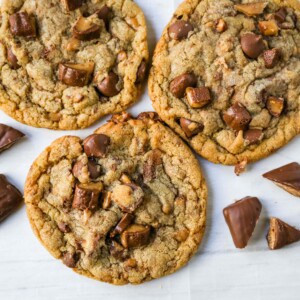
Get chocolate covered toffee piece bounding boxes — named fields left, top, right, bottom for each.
left=223, top=196, right=262, bottom=248
left=25, top=112, right=207, bottom=285
left=263, top=162, right=300, bottom=197
left=267, top=218, right=300, bottom=250
left=0, top=175, right=23, bottom=222
left=0, top=124, right=25, bottom=153
left=0, top=0, right=148, bottom=129
left=149, top=0, right=300, bottom=165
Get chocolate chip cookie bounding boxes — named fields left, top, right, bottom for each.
left=149, top=0, right=300, bottom=165
left=24, top=112, right=207, bottom=285
left=0, top=0, right=148, bottom=129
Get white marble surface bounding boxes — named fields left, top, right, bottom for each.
left=0, top=1, right=300, bottom=299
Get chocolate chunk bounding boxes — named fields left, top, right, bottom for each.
left=120, top=224, right=151, bottom=248
left=241, top=33, right=265, bottom=59
left=111, top=213, right=134, bottom=237
left=234, top=159, right=248, bottom=176
left=137, top=112, right=161, bottom=122
left=143, top=149, right=163, bottom=182
left=267, top=218, right=300, bottom=250
left=258, top=20, right=279, bottom=36
left=97, top=71, right=120, bottom=97
left=58, top=62, right=94, bottom=87
left=9, top=12, right=36, bottom=38
left=96, top=5, right=111, bottom=29
left=73, top=16, right=100, bottom=41
left=186, top=87, right=211, bottom=108
left=61, top=0, right=83, bottom=12
left=168, top=20, right=194, bottom=41
left=0, top=124, right=25, bottom=153
left=215, top=19, right=227, bottom=33
left=266, top=96, right=284, bottom=117
left=263, top=48, right=281, bottom=69
left=72, top=182, right=103, bottom=211
left=58, top=222, right=71, bottom=233
left=170, top=73, right=197, bottom=98
left=7, top=48, right=20, bottom=69
left=62, top=252, right=79, bottom=268
left=263, top=162, right=300, bottom=197
left=0, top=175, right=23, bottom=222
left=136, top=61, right=147, bottom=84
left=109, top=240, right=127, bottom=259
left=244, top=129, right=263, bottom=145
left=234, top=2, right=268, bottom=17
left=274, top=8, right=287, bottom=23
left=83, top=134, right=110, bottom=158
left=72, top=160, right=101, bottom=180
left=223, top=196, right=262, bottom=248
left=223, top=102, right=252, bottom=131
left=179, top=118, right=203, bottom=138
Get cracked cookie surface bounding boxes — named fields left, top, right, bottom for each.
left=149, top=0, right=300, bottom=165
left=24, top=112, right=207, bottom=285
left=0, top=0, right=148, bottom=129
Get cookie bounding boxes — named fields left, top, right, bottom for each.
left=149, top=0, right=300, bottom=165
left=24, top=112, right=207, bottom=285
left=0, top=0, right=148, bottom=129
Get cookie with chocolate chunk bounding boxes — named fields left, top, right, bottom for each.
left=0, top=0, right=148, bottom=129
left=24, top=112, right=207, bottom=285
left=149, top=0, right=300, bottom=165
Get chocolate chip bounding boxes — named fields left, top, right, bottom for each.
left=168, top=20, right=194, bottom=40
left=170, top=73, right=197, bottom=98
left=7, top=48, right=20, bottom=69
left=111, top=213, right=134, bottom=237
left=58, top=62, right=95, bottom=87
left=120, top=224, right=151, bottom=248
left=96, top=5, right=111, bottom=29
left=263, top=162, right=300, bottom=197
left=143, top=149, right=163, bottom=182
left=263, top=48, right=281, bottom=69
left=73, top=16, right=101, bottom=41
left=96, top=71, right=120, bottom=97
left=179, top=118, right=203, bottom=138
left=9, top=12, right=36, bottom=38
left=72, top=160, right=101, bottom=180
left=109, top=240, right=127, bottom=260
left=267, top=218, right=300, bottom=250
left=0, top=175, right=23, bottom=222
left=244, top=129, right=263, bottom=145
left=83, top=134, right=110, bottom=158
left=61, top=0, right=83, bottom=12
left=223, top=196, right=262, bottom=248
left=136, top=61, right=147, bottom=84
left=241, top=33, right=265, bottom=59
left=62, top=252, right=79, bottom=268
left=274, top=7, right=287, bottom=23
left=266, top=96, right=284, bottom=117
left=58, top=222, right=71, bottom=233
left=234, top=2, right=268, bottom=17
left=223, top=102, right=252, bottom=131
left=0, top=124, right=25, bottom=153
left=186, top=87, right=211, bottom=108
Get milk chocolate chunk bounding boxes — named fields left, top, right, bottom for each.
left=168, top=20, right=194, bottom=41
left=0, top=175, right=23, bottom=222
left=143, top=149, right=163, bottom=182
left=0, top=124, right=25, bottom=153
left=223, top=196, right=262, bottom=248
left=120, top=224, right=151, bottom=248
left=170, top=73, right=197, bottom=98
left=72, top=160, right=101, bottom=180
left=109, top=240, right=127, bottom=259
left=179, top=118, right=203, bottom=138
left=266, top=96, right=284, bottom=117
left=223, top=102, right=252, bottom=131
left=137, top=112, right=161, bottom=122
left=274, top=8, right=287, bottom=23
left=111, top=213, right=134, bottom=237
left=263, top=48, right=281, bottom=69
left=9, top=12, right=36, bottom=38
left=186, top=87, right=211, bottom=108
left=267, top=218, right=300, bottom=250
left=62, top=252, right=79, bottom=268
left=136, top=61, right=147, bottom=84
left=96, top=5, right=111, bottom=28
left=244, top=129, right=263, bottom=145
left=83, top=134, right=110, bottom=158
left=97, top=71, right=120, bottom=97
left=241, top=33, right=265, bottom=59
left=7, top=48, right=20, bottom=69
left=72, top=182, right=103, bottom=211
left=263, top=162, right=300, bottom=197
left=73, top=16, right=101, bottom=41
left=61, top=0, right=83, bottom=12
left=58, top=62, right=94, bottom=87
left=234, top=2, right=267, bottom=16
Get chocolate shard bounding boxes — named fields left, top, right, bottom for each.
left=263, top=162, right=300, bottom=197
left=267, top=217, right=300, bottom=250
left=0, top=124, right=25, bottom=153
left=120, top=224, right=151, bottom=248
left=0, top=175, right=23, bottom=222
left=223, top=196, right=262, bottom=248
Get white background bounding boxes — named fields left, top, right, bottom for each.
left=1, top=0, right=300, bottom=299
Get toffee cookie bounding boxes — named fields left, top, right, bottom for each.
left=149, top=0, right=300, bottom=165
left=25, top=112, right=207, bottom=284
left=0, top=0, right=148, bottom=129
